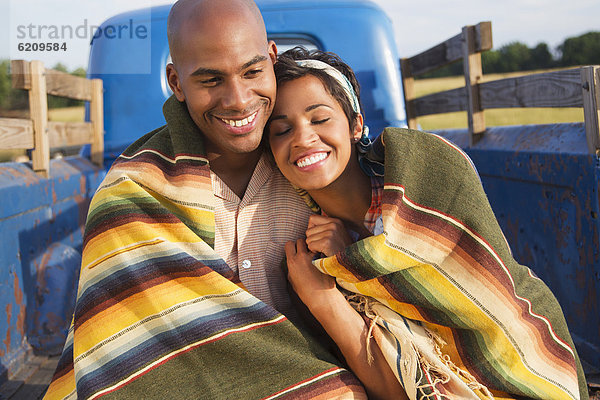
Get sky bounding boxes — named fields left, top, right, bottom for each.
left=1, top=0, right=599, bottom=70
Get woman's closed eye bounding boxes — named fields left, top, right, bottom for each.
left=270, top=123, right=291, bottom=137
left=273, top=128, right=291, bottom=136
left=312, top=118, right=330, bottom=125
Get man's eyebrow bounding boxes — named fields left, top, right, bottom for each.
left=189, top=55, right=268, bottom=77
left=270, top=104, right=332, bottom=121
left=241, top=55, right=268, bottom=71
left=190, top=67, right=222, bottom=77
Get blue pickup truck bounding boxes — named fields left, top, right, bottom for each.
left=1, top=0, right=598, bottom=396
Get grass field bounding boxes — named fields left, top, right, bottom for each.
left=413, top=71, right=584, bottom=130
left=48, top=106, right=86, bottom=122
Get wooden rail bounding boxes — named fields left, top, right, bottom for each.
left=400, top=22, right=600, bottom=154
left=0, top=60, right=104, bottom=177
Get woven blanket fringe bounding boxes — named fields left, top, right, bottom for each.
left=345, top=293, right=494, bottom=400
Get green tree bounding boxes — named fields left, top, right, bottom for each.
left=0, top=59, right=28, bottom=111
left=558, top=32, right=600, bottom=66
left=499, top=42, right=532, bottom=71
left=71, top=67, right=86, bottom=78
left=530, top=43, right=554, bottom=69
left=0, top=60, right=11, bottom=110
left=482, top=49, right=502, bottom=74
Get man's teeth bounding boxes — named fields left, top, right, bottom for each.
left=296, top=153, right=328, bottom=168
left=222, top=112, right=257, bottom=127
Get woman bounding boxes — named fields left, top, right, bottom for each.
left=267, top=48, right=586, bottom=400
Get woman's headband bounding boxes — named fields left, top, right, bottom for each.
left=295, top=59, right=360, bottom=114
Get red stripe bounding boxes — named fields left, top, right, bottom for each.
left=260, top=367, right=344, bottom=400
left=92, top=316, right=287, bottom=399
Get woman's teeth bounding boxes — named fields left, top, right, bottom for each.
left=296, top=152, right=328, bottom=168
left=222, top=112, right=257, bottom=127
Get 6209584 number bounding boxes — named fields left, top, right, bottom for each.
left=17, top=42, right=67, bottom=51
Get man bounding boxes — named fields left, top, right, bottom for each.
left=165, top=0, right=307, bottom=321
left=43, top=1, right=366, bottom=398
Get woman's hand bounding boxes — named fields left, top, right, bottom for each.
left=285, top=238, right=336, bottom=309
left=305, top=215, right=353, bottom=257
left=286, top=238, right=408, bottom=400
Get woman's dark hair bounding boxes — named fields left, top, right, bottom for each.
left=272, top=47, right=363, bottom=131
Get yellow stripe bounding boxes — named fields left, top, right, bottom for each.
left=87, top=238, right=164, bottom=269
left=43, top=369, right=76, bottom=400
left=74, top=271, right=241, bottom=356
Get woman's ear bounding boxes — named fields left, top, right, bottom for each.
left=352, top=114, right=364, bottom=142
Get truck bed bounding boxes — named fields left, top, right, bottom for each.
left=0, top=355, right=59, bottom=399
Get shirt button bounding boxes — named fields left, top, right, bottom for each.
left=241, top=259, right=252, bottom=269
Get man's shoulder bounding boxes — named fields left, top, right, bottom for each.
left=120, top=96, right=207, bottom=161
left=121, top=124, right=174, bottom=158
left=268, top=166, right=315, bottom=213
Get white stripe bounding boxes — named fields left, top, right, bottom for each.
left=261, top=368, right=346, bottom=400
left=88, top=314, right=287, bottom=400
left=385, top=183, right=576, bottom=357
left=119, top=149, right=208, bottom=164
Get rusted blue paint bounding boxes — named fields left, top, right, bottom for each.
left=436, top=122, right=600, bottom=371
left=0, top=157, right=105, bottom=382
left=28, top=243, right=81, bottom=355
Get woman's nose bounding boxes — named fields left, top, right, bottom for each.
left=291, top=123, right=318, bottom=147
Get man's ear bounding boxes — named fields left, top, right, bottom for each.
left=353, top=114, right=364, bottom=141
left=268, top=40, right=278, bottom=64
left=166, top=63, right=185, bottom=102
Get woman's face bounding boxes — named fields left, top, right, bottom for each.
left=268, top=74, right=363, bottom=191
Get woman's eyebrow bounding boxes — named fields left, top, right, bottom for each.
left=270, top=114, right=287, bottom=121
left=270, top=103, right=332, bottom=121
left=304, top=103, right=331, bottom=111
left=306, top=103, right=331, bottom=112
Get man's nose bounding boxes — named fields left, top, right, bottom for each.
left=222, top=78, right=253, bottom=111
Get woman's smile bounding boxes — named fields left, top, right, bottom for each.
left=295, top=151, right=329, bottom=168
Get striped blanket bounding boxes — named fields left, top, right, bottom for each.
left=311, top=128, right=588, bottom=399
left=43, top=96, right=366, bottom=399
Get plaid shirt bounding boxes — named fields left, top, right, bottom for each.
left=211, top=153, right=313, bottom=318
left=364, top=176, right=384, bottom=234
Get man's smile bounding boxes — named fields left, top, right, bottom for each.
left=219, top=111, right=258, bottom=127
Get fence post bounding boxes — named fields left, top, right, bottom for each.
left=90, top=79, right=104, bottom=167
left=581, top=66, right=600, bottom=156
left=400, top=58, right=417, bottom=130
left=462, top=25, right=485, bottom=145
left=29, top=61, right=50, bottom=177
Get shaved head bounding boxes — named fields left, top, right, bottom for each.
left=167, top=0, right=267, bottom=65
left=164, top=0, right=277, bottom=160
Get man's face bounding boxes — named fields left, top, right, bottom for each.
left=167, top=17, right=277, bottom=156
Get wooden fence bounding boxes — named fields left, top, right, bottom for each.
left=0, top=60, right=104, bottom=177
left=400, top=21, right=600, bottom=154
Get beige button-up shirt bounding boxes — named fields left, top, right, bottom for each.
left=211, top=154, right=313, bottom=318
